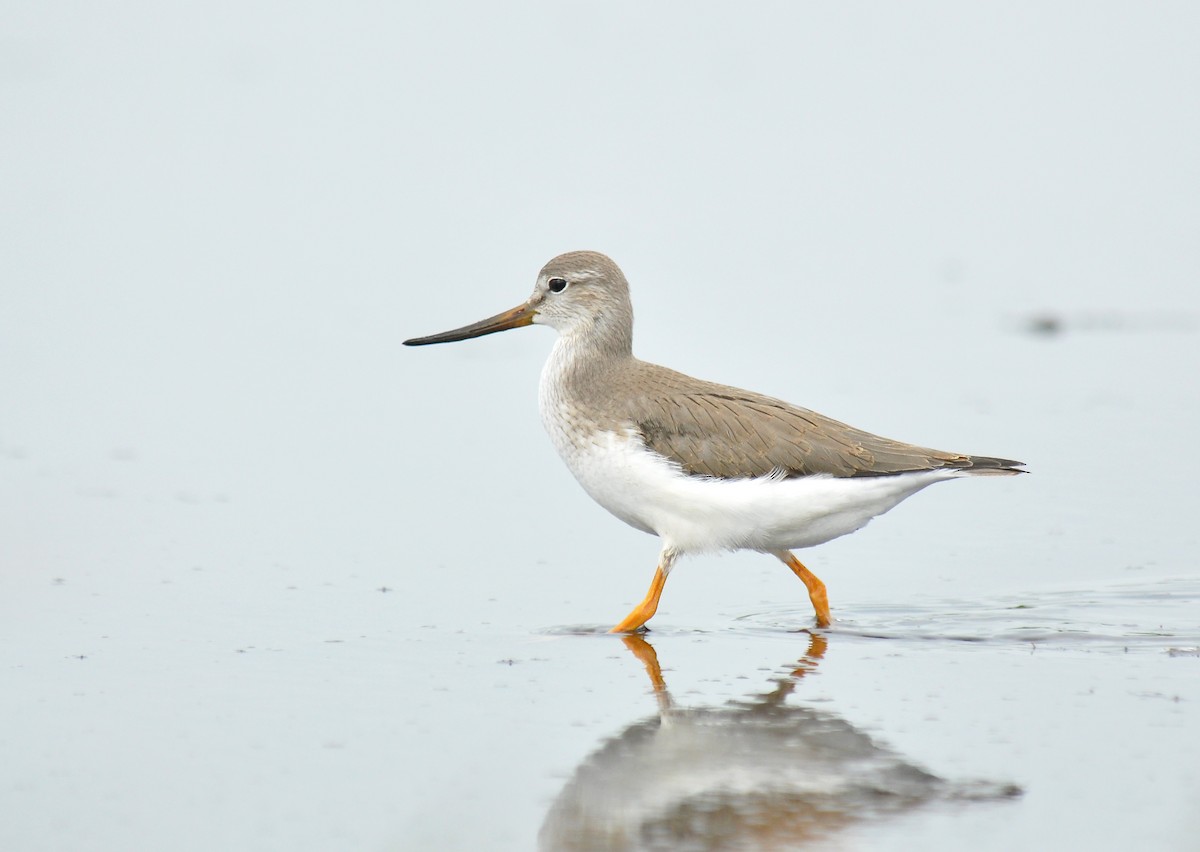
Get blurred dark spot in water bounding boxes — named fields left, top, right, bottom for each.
left=1027, top=314, right=1064, bottom=336
left=1019, top=311, right=1197, bottom=338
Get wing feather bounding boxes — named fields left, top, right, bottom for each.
left=618, top=364, right=1023, bottom=479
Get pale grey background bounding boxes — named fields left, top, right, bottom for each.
left=3, top=3, right=1198, bottom=851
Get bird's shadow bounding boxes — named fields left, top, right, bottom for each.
left=539, top=632, right=1019, bottom=851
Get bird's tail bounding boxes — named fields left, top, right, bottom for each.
left=959, top=455, right=1027, bottom=476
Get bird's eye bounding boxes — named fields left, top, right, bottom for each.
left=547, top=277, right=568, bottom=293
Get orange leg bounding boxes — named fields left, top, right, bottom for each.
left=609, top=564, right=668, bottom=633
left=610, top=550, right=678, bottom=633
left=775, top=551, right=832, bottom=627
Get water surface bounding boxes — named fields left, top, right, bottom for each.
left=3, top=3, right=1200, bottom=850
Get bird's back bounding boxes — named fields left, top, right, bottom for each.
left=594, top=358, right=1024, bottom=480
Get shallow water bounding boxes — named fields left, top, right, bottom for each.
left=4, top=3, right=1200, bottom=850
left=533, top=579, right=1200, bottom=851
left=4, top=233, right=1200, bottom=849
left=750, top=577, right=1200, bottom=649
left=539, top=633, right=1019, bottom=852
left=4, top=558, right=1197, bottom=850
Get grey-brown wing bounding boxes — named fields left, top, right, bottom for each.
left=627, top=383, right=1022, bottom=479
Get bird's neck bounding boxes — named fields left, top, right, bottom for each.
left=549, top=305, right=632, bottom=372
left=541, top=323, right=634, bottom=408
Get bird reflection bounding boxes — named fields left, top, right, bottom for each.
left=540, top=633, right=1017, bottom=851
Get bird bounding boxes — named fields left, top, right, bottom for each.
left=404, top=251, right=1025, bottom=632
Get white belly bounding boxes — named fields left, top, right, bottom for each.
left=542, top=424, right=958, bottom=554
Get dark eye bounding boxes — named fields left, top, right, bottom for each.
left=547, top=277, right=568, bottom=293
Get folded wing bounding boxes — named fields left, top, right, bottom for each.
left=623, top=367, right=1024, bottom=480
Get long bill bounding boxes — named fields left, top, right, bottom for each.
left=403, top=302, right=536, bottom=346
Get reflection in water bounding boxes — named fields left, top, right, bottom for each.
left=540, top=634, right=1018, bottom=851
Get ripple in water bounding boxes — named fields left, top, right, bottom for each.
left=738, top=576, right=1200, bottom=651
